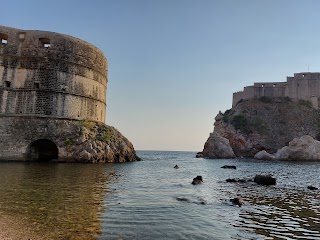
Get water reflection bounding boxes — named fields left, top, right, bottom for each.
left=233, top=185, right=320, bottom=239
left=0, top=162, right=113, bottom=239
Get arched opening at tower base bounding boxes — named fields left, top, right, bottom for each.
left=27, top=139, right=58, bottom=162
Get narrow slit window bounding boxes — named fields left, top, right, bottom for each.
left=39, top=38, right=51, bottom=48
left=0, top=33, right=8, bottom=45
left=4, top=81, right=11, bottom=88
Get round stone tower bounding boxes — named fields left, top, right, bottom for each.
left=0, top=25, right=107, bottom=121
left=0, top=26, right=117, bottom=162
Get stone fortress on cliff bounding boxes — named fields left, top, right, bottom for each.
left=233, top=72, right=320, bottom=109
left=0, top=25, right=138, bottom=162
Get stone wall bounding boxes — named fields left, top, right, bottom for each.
left=0, top=26, right=133, bottom=162
left=232, top=72, right=320, bottom=108
left=0, top=25, right=107, bottom=122
left=0, top=116, right=139, bottom=162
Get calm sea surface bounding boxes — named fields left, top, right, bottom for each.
left=0, top=151, right=319, bottom=239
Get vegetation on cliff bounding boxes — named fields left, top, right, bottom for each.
left=202, top=97, right=320, bottom=158
left=60, top=121, right=140, bottom=163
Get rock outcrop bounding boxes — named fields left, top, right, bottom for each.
left=275, top=135, right=320, bottom=161
left=201, top=133, right=235, bottom=159
left=201, top=97, right=320, bottom=158
left=59, top=121, right=140, bottom=163
left=254, top=150, right=275, bottom=160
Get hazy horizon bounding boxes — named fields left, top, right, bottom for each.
left=3, top=0, right=320, bottom=151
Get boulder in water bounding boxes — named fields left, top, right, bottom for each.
left=254, top=174, right=276, bottom=185
left=307, top=185, right=318, bottom=190
left=221, top=165, right=236, bottom=169
left=192, top=176, right=203, bottom=185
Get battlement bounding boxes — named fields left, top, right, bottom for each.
left=232, top=72, right=320, bottom=109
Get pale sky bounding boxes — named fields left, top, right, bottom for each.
left=2, top=0, right=320, bottom=151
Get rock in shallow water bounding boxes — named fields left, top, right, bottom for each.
left=201, top=133, right=235, bottom=159
left=230, top=197, right=244, bottom=207
left=254, top=174, right=276, bottom=185
left=192, top=176, right=203, bottom=185
left=221, top=165, right=236, bottom=169
left=307, top=185, right=318, bottom=190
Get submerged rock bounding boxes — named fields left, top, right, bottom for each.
left=254, top=174, right=276, bottom=185
left=201, top=133, right=236, bottom=159
left=221, top=165, right=236, bottom=169
left=196, top=152, right=204, bottom=158
left=192, top=176, right=203, bottom=185
left=226, top=178, right=253, bottom=183
left=307, top=186, right=318, bottom=190
left=230, top=197, right=244, bottom=207
left=174, top=165, right=179, bottom=169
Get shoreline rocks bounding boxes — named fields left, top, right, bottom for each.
left=200, top=133, right=236, bottom=159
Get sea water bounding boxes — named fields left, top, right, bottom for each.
left=0, top=151, right=319, bottom=239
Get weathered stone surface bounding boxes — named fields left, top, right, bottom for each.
left=0, top=117, right=140, bottom=163
left=274, top=135, right=320, bottom=161
left=201, top=133, right=235, bottom=159
left=254, top=174, right=276, bottom=185
left=254, top=150, right=275, bottom=160
left=0, top=26, right=139, bottom=163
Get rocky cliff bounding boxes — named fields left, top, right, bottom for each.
left=59, top=121, right=140, bottom=163
left=201, top=97, right=320, bottom=158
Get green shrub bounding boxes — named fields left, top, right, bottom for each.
left=252, top=117, right=266, bottom=133
left=231, top=114, right=251, bottom=134
left=79, top=120, right=96, bottom=129
left=64, top=138, right=74, bottom=146
left=298, top=99, right=312, bottom=108
left=97, top=131, right=111, bottom=143
left=259, top=96, right=273, bottom=103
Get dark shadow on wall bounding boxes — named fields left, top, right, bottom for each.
left=27, top=139, right=58, bottom=161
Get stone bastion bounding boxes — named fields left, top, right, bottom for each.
left=0, top=25, right=138, bottom=162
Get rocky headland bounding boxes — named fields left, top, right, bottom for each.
left=200, top=97, right=320, bottom=160
left=57, top=120, right=140, bottom=163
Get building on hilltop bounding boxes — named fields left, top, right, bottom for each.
left=0, top=25, right=108, bottom=161
left=233, top=72, right=320, bottom=109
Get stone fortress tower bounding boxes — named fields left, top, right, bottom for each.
left=233, top=72, right=320, bottom=109
left=0, top=25, right=138, bottom=162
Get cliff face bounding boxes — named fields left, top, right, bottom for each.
left=202, top=97, right=320, bottom=158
